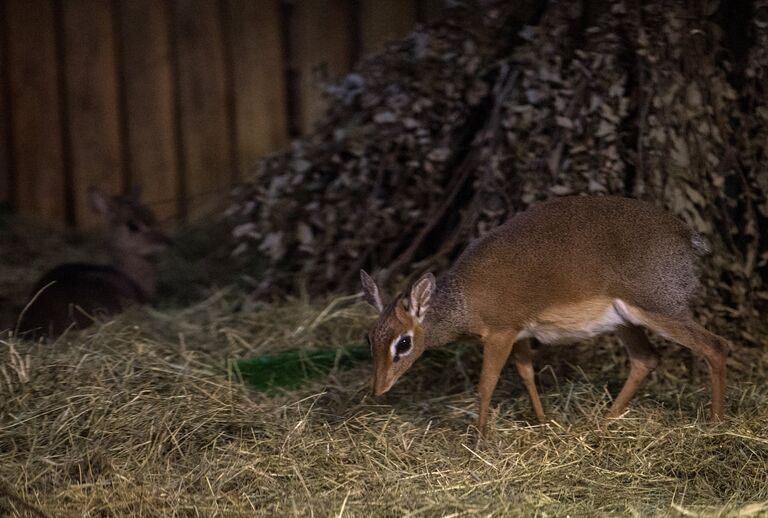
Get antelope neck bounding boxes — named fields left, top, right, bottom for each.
left=114, top=253, right=158, bottom=299
left=423, top=274, right=467, bottom=349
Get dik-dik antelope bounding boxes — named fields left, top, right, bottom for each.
left=17, top=187, right=171, bottom=338
left=361, top=196, right=730, bottom=432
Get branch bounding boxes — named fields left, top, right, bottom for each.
left=380, top=65, right=518, bottom=286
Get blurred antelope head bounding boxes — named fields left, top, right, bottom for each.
left=88, top=186, right=172, bottom=259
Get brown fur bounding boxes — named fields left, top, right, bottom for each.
left=362, top=196, right=729, bottom=433
left=17, top=188, right=170, bottom=338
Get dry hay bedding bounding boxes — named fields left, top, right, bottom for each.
left=1, top=294, right=768, bottom=517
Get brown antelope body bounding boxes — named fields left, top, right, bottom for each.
left=17, top=188, right=170, bottom=338
left=361, top=196, right=730, bottom=432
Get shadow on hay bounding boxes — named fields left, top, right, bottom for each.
left=289, top=334, right=730, bottom=433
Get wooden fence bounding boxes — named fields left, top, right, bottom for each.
left=0, top=0, right=443, bottom=228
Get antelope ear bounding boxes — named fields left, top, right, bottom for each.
left=360, top=269, right=385, bottom=313
left=409, top=272, right=435, bottom=322
left=88, top=186, right=113, bottom=216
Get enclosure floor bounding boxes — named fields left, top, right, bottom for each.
left=2, top=290, right=767, bottom=517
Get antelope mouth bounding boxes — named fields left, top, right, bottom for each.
left=371, top=377, right=397, bottom=396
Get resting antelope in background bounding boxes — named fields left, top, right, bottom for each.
left=17, top=187, right=171, bottom=338
left=361, top=196, right=730, bottom=433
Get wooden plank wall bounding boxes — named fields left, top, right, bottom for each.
left=4, top=0, right=67, bottom=224
left=290, top=0, right=354, bottom=135
left=360, top=0, right=418, bottom=55
left=0, top=0, right=9, bottom=207
left=172, top=0, right=233, bottom=219
left=63, top=0, right=124, bottom=228
left=117, top=0, right=179, bottom=223
left=1, top=0, right=445, bottom=227
left=225, top=0, right=288, bottom=177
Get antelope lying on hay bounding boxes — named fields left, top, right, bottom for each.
left=361, top=196, right=729, bottom=433
left=17, top=187, right=171, bottom=338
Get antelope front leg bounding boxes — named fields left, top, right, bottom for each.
left=477, top=332, right=516, bottom=434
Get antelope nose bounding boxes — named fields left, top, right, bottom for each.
left=372, top=377, right=394, bottom=396
left=371, top=376, right=386, bottom=396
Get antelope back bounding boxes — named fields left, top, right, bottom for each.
left=452, top=196, right=705, bottom=328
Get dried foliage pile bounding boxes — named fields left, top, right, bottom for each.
left=228, top=0, right=768, bottom=338
left=2, top=294, right=768, bottom=516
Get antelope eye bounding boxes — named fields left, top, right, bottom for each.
left=126, top=220, right=140, bottom=233
left=396, top=336, right=412, bottom=355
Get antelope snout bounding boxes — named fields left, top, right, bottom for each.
left=143, top=231, right=173, bottom=255
left=371, top=375, right=395, bottom=396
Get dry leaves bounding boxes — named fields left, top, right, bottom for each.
left=228, top=0, right=767, bottom=339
